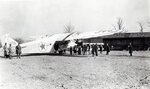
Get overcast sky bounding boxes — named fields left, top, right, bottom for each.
left=0, top=0, right=149, bottom=37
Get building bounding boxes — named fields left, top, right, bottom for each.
left=83, top=32, right=150, bottom=51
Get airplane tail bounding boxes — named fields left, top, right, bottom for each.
left=0, top=34, right=18, bottom=56
left=0, top=34, right=18, bottom=47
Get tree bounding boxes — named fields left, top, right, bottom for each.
left=64, top=22, right=75, bottom=33
left=117, top=18, right=125, bottom=31
left=137, top=22, right=144, bottom=33
left=112, top=17, right=127, bottom=32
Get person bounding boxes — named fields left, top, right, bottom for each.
left=78, top=46, right=81, bottom=55
left=87, top=44, right=91, bottom=55
left=73, top=46, right=77, bottom=55
left=128, top=43, right=133, bottom=56
left=70, top=46, right=73, bottom=55
left=91, top=44, right=95, bottom=56
left=83, top=45, right=87, bottom=55
left=106, top=43, right=110, bottom=55
left=94, top=44, right=98, bottom=56
left=8, top=44, right=12, bottom=59
left=99, top=45, right=103, bottom=54
left=63, top=49, right=66, bottom=54
left=16, top=43, right=22, bottom=59
left=3, top=43, right=8, bottom=58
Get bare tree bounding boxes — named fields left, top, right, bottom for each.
left=117, top=18, right=125, bottom=31
left=112, top=17, right=126, bottom=32
left=137, top=22, right=144, bottom=33
left=64, top=22, right=75, bottom=33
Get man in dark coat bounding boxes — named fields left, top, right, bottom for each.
left=73, top=46, right=77, bottom=55
left=78, top=46, right=81, bottom=55
left=128, top=43, right=133, bottom=56
left=87, top=44, right=91, bottom=55
left=106, top=43, right=110, bottom=55
left=91, top=44, right=95, bottom=56
left=16, top=43, right=22, bottom=59
left=70, top=46, right=73, bottom=55
left=83, top=45, right=87, bottom=55
left=94, top=44, right=98, bottom=56
left=99, top=45, right=103, bottom=54
left=3, top=43, right=8, bottom=58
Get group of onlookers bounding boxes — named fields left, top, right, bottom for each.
left=3, top=43, right=12, bottom=59
left=69, top=43, right=109, bottom=56
left=3, top=43, right=22, bottom=59
left=69, top=43, right=133, bottom=56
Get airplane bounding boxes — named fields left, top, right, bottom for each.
left=0, top=30, right=121, bottom=56
left=0, top=33, right=74, bottom=56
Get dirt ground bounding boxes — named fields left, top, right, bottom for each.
left=0, top=51, right=150, bottom=89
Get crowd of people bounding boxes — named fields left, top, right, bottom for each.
left=69, top=43, right=133, bottom=56
left=3, top=43, right=22, bottom=59
left=69, top=43, right=109, bottom=56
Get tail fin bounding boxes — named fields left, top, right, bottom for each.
left=0, top=34, right=18, bottom=47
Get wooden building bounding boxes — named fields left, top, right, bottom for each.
left=83, top=32, right=150, bottom=50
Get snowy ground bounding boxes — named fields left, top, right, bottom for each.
left=0, top=51, right=150, bottom=89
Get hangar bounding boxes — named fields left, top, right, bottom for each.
left=83, top=32, right=150, bottom=51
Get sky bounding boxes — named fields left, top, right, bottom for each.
left=0, top=0, right=149, bottom=38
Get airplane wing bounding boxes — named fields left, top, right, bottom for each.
left=65, top=30, right=122, bottom=40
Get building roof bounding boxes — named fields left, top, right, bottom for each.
left=102, top=32, right=150, bottom=39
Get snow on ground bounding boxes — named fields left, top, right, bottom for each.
left=0, top=51, right=150, bottom=89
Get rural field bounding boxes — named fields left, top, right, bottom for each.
left=0, top=51, right=150, bottom=89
